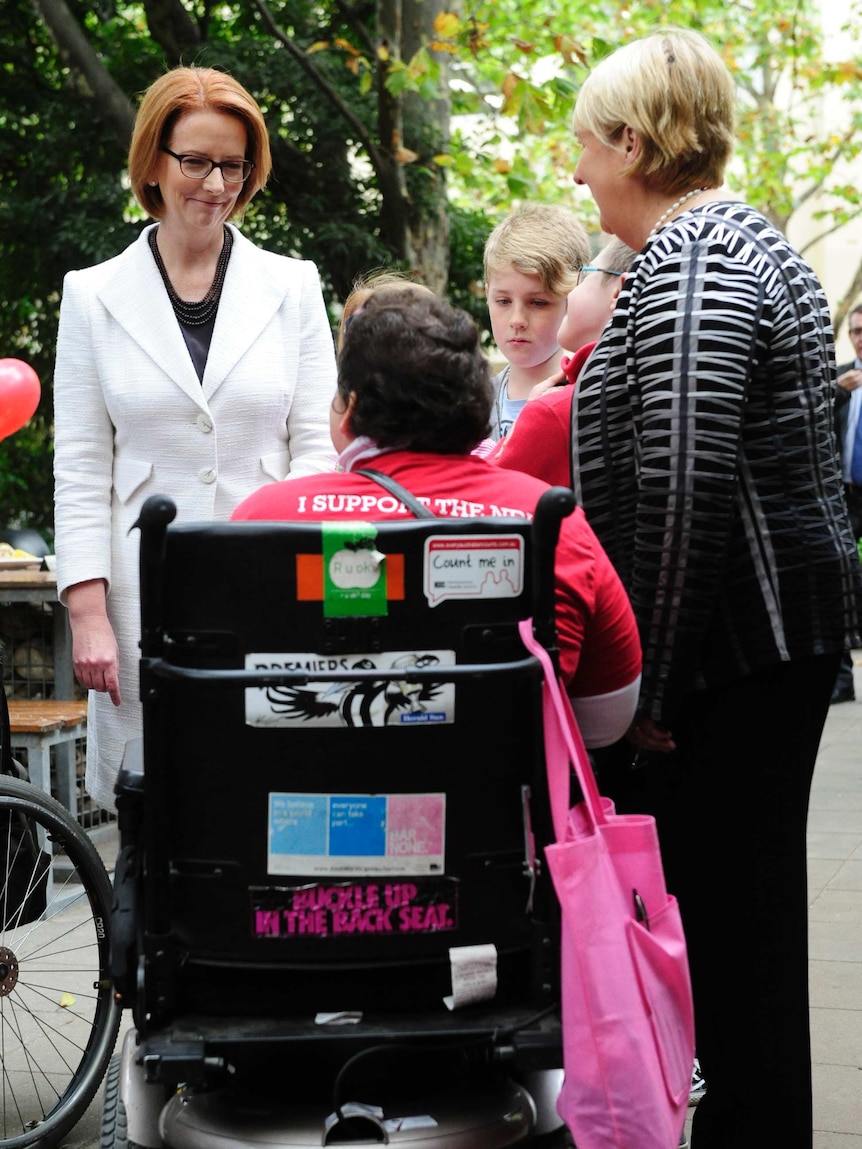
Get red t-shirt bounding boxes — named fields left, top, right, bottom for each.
left=489, top=342, right=596, bottom=486
left=232, top=449, right=641, bottom=698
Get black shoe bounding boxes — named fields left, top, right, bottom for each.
left=831, top=684, right=856, bottom=704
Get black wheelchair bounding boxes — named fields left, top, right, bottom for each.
left=0, top=666, right=121, bottom=1147
left=106, top=488, right=576, bottom=1149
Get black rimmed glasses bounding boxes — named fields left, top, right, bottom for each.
left=577, top=266, right=624, bottom=286
left=161, top=147, right=255, bottom=184
left=850, top=327, right=862, bottom=337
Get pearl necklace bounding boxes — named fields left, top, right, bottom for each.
left=649, top=188, right=706, bottom=237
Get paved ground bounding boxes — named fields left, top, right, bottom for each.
left=682, top=654, right=862, bottom=1149
left=59, top=659, right=862, bottom=1147
left=805, top=658, right=862, bottom=1149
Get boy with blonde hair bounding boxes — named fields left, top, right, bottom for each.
left=484, top=203, right=589, bottom=438
left=490, top=236, right=637, bottom=485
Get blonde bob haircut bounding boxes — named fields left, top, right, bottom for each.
left=129, top=66, right=272, bottom=221
left=483, top=202, right=590, bottom=297
left=572, top=29, right=736, bottom=196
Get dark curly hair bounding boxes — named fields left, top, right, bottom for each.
left=337, top=287, right=494, bottom=454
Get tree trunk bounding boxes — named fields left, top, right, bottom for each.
left=29, top=0, right=135, bottom=147
left=401, top=0, right=454, bottom=293
left=376, top=0, right=412, bottom=263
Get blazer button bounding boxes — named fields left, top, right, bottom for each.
left=197, top=414, right=214, bottom=433
left=198, top=467, right=217, bottom=484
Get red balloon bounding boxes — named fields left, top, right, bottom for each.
left=0, top=359, right=41, bottom=442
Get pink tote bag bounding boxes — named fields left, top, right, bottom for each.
left=518, top=619, right=694, bottom=1149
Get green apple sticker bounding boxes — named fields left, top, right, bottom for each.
left=322, top=522, right=388, bottom=616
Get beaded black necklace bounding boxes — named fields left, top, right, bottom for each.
left=148, top=226, right=233, bottom=327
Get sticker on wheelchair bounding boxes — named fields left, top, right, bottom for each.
left=322, top=522, right=388, bottom=617
left=424, top=534, right=524, bottom=606
left=244, top=650, right=456, bottom=727
left=267, top=791, right=446, bottom=877
left=251, top=875, right=458, bottom=939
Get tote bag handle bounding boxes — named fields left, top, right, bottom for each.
left=518, top=617, right=606, bottom=842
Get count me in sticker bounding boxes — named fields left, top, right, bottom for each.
left=423, top=535, right=524, bottom=606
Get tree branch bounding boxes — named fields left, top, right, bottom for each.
left=249, top=0, right=386, bottom=173
left=28, top=0, right=136, bottom=147
left=796, top=207, right=862, bottom=258
left=331, top=0, right=376, bottom=56
left=141, top=0, right=201, bottom=62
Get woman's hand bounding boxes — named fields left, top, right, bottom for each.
left=528, top=369, right=566, bottom=400
left=627, top=715, right=676, bottom=753
left=66, top=580, right=122, bottom=706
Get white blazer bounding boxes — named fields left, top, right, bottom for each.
left=53, top=223, right=337, bottom=808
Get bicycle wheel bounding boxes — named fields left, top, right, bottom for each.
left=0, top=775, right=121, bottom=1148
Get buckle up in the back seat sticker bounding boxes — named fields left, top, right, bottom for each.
left=251, top=876, right=459, bottom=939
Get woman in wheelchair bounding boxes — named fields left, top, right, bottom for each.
left=233, top=286, right=642, bottom=750
left=109, top=287, right=646, bottom=1149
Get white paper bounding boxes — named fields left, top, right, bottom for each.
left=314, top=1011, right=363, bottom=1025
left=443, top=943, right=498, bottom=1010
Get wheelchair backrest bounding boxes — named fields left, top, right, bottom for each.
left=129, top=492, right=570, bottom=1026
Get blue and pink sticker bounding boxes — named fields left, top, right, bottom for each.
left=268, top=791, right=446, bottom=876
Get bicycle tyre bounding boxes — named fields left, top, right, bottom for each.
left=0, top=775, right=121, bottom=1148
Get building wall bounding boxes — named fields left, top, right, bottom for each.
left=787, top=4, right=862, bottom=364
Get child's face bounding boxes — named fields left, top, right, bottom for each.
left=486, top=268, right=567, bottom=371
left=557, top=267, right=621, bottom=353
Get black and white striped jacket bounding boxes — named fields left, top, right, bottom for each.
left=571, top=200, right=862, bottom=724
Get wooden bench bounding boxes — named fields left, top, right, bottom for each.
left=7, top=699, right=87, bottom=814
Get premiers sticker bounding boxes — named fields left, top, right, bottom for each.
left=245, top=650, right=456, bottom=728
left=251, top=876, right=458, bottom=939
left=424, top=534, right=524, bottom=606
left=268, top=791, right=446, bottom=876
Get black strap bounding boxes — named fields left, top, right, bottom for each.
left=355, top=468, right=438, bottom=519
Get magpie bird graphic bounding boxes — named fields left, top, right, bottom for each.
left=264, top=654, right=443, bottom=727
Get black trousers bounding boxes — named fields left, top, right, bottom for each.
left=594, top=653, right=840, bottom=1149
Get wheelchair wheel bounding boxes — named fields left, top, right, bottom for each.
left=0, top=775, right=121, bottom=1147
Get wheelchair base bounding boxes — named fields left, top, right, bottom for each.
left=113, top=1028, right=562, bottom=1149
left=159, top=1079, right=536, bottom=1149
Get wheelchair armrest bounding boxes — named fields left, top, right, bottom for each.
left=115, top=737, right=145, bottom=842
left=117, top=737, right=144, bottom=788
